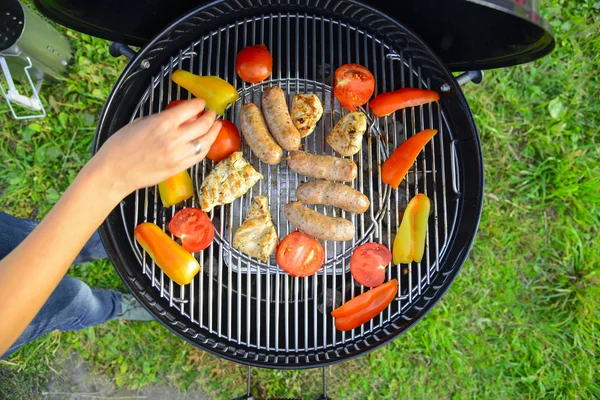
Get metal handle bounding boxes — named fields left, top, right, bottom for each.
left=109, top=42, right=137, bottom=60
left=455, top=70, right=484, bottom=86
left=440, top=70, right=484, bottom=92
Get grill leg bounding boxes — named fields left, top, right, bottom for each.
left=233, top=366, right=255, bottom=400
left=232, top=366, right=332, bottom=400
left=317, top=367, right=332, bottom=400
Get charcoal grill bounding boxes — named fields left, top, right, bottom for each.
left=34, top=0, right=554, bottom=395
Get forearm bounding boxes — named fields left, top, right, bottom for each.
left=0, top=159, right=123, bottom=355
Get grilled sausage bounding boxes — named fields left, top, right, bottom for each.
left=287, top=150, right=357, bottom=182
left=261, top=87, right=301, bottom=151
left=326, top=111, right=367, bottom=156
left=284, top=201, right=355, bottom=241
left=296, top=180, right=370, bottom=214
left=240, top=103, right=283, bottom=165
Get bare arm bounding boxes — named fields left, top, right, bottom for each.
left=0, top=98, right=222, bottom=356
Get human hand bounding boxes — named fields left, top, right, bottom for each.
left=88, top=98, right=222, bottom=200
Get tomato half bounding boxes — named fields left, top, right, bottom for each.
left=236, top=44, right=273, bottom=83
left=331, top=279, right=398, bottom=331
left=276, top=231, right=325, bottom=277
left=350, top=243, right=392, bottom=288
left=333, top=64, right=375, bottom=112
left=169, top=208, right=215, bottom=252
left=206, top=120, right=242, bottom=162
left=370, top=88, right=440, bottom=117
left=165, top=99, right=204, bottom=123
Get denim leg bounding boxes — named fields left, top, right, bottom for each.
left=0, top=212, right=107, bottom=263
left=1, top=275, right=122, bottom=359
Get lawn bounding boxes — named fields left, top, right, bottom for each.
left=1, top=0, right=599, bottom=399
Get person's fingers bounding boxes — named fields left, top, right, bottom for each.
left=181, top=120, right=223, bottom=167
left=160, top=98, right=206, bottom=126
left=128, top=115, right=149, bottom=126
left=175, top=109, right=218, bottom=143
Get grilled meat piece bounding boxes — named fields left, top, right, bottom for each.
left=326, top=111, right=367, bottom=156
left=284, top=201, right=355, bottom=241
left=287, top=150, right=357, bottom=182
left=233, top=196, right=279, bottom=262
left=240, top=103, right=283, bottom=165
left=295, top=180, right=370, bottom=214
left=261, top=86, right=301, bottom=151
left=291, top=93, right=323, bottom=138
left=197, top=151, right=262, bottom=212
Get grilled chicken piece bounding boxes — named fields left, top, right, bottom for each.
left=197, top=152, right=262, bottom=212
left=291, top=94, right=323, bottom=137
left=326, top=111, right=367, bottom=156
left=233, top=196, right=279, bottom=262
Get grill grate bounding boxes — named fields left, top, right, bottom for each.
left=118, top=11, right=459, bottom=362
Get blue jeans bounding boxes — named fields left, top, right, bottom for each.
left=0, top=212, right=122, bottom=359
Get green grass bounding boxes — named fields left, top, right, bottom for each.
left=1, top=0, right=599, bottom=398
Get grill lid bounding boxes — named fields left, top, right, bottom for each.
left=34, top=0, right=554, bottom=70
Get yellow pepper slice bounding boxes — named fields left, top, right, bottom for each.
left=158, top=170, right=194, bottom=208
left=171, top=70, right=238, bottom=115
left=393, top=193, right=431, bottom=264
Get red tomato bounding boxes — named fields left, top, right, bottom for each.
left=332, top=279, right=398, bottom=331
left=333, top=64, right=375, bottom=112
left=276, top=232, right=325, bottom=277
left=165, top=99, right=204, bottom=123
left=169, top=208, right=215, bottom=252
left=206, top=120, right=242, bottom=162
left=350, top=243, right=392, bottom=288
left=236, top=44, right=273, bottom=83
left=370, top=88, right=440, bottom=117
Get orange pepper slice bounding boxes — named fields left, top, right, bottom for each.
left=134, top=222, right=200, bottom=285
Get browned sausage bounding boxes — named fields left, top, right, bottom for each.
left=287, top=151, right=357, bottom=182
left=296, top=180, right=370, bottom=214
left=284, top=201, right=355, bottom=241
left=240, top=103, right=283, bottom=165
left=261, top=87, right=301, bottom=151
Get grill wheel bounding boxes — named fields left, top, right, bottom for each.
left=93, top=0, right=484, bottom=368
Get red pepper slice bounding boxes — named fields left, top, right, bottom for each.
left=370, top=88, right=439, bottom=117
left=331, top=279, right=398, bottom=331
left=381, top=129, right=438, bottom=189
